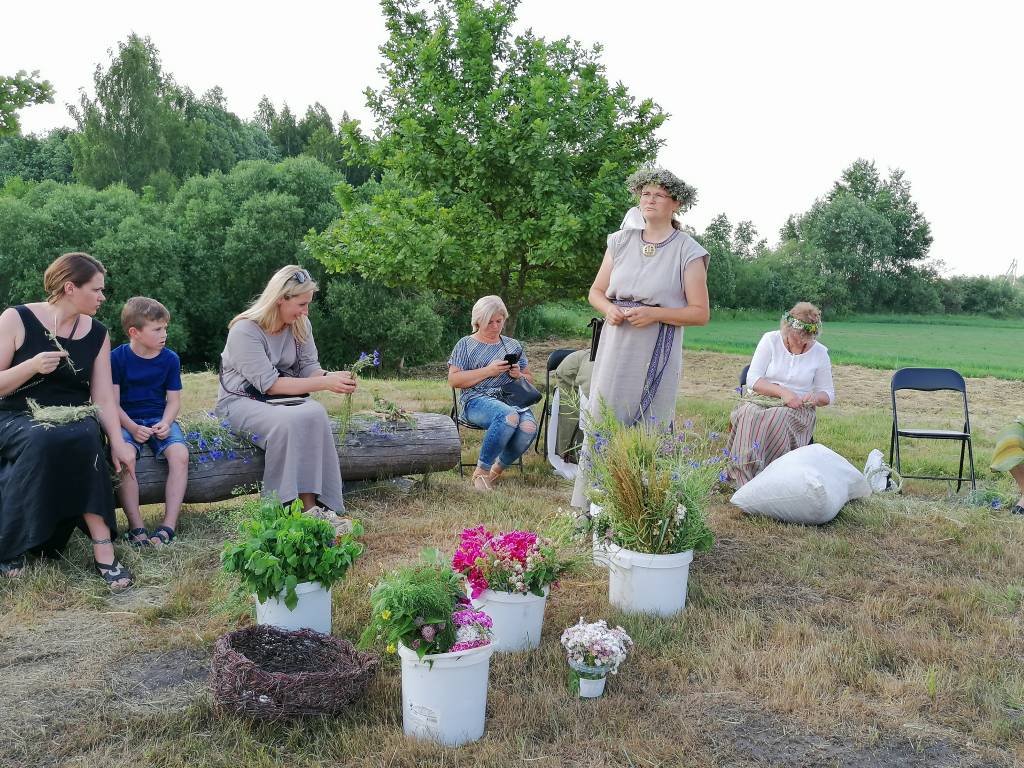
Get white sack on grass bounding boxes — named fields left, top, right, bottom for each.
left=730, top=444, right=871, bottom=525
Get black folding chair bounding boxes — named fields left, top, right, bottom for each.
left=889, top=367, right=975, bottom=492
left=450, top=389, right=525, bottom=478
left=534, top=348, right=578, bottom=456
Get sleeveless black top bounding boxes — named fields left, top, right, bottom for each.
left=0, top=305, right=107, bottom=412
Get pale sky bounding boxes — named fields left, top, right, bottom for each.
left=4, top=0, right=1022, bottom=277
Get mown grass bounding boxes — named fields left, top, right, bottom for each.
left=521, top=302, right=1024, bottom=379
left=1, top=354, right=1022, bottom=767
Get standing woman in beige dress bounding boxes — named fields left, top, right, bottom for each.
left=571, top=169, right=711, bottom=507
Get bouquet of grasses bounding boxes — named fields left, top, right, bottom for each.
left=583, top=401, right=724, bottom=555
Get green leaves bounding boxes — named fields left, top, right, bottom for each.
left=0, top=70, right=54, bottom=137
left=309, top=0, right=664, bottom=328
left=221, top=496, right=363, bottom=610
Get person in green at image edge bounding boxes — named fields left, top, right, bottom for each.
left=991, top=417, right=1024, bottom=515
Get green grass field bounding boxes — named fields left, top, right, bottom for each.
left=521, top=304, right=1024, bottom=380
left=2, top=359, right=1022, bottom=767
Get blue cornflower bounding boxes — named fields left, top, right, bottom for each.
left=198, top=439, right=208, bottom=451
left=207, top=411, right=216, bottom=418
left=752, top=440, right=761, bottom=450
left=688, top=460, right=700, bottom=469
left=242, top=457, right=250, bottom=464
left=211, top=450, right=224, bottom=460
left=734, top=386, right=742, bottom=394
left=991, top=499, right=1002, bottom=509
left=213, top=436, right=223, bottom=446
left=250, top=433, right=261, bottom=442
left=683, top=419, right=694, bottom=429
left=358, top=351, right=368, bottom=362
left=197, top=455, right=208, bottom=463
left=187, top=431, right=200, bottom=440
left=373, top=349, right=381, bottom=366
left=719, top=471, right=729, bottom=483
left=220, top=420, right=231, bottom=429
left=722, top=448, right=730, bottom=457
left=227, top=450, right=238, bottom=460
left=710, top=431, right=720, bottom=440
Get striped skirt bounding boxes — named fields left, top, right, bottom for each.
left=726, top=402, right=817, bottom=488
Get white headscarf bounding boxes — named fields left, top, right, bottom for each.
left=620, top=206, right=646, bottom=230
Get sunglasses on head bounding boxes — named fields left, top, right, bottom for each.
left=289, top=269, right=310, bottom=284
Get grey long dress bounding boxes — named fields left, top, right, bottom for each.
left=570, top=228, right=710, bottom=507
left=215, top=319, right=344, bottom=512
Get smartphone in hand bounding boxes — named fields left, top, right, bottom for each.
left=504, top=353, right=520, bottom=366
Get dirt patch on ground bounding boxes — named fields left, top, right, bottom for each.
left=700, top=696, right=1013, bottom=767
left=117, top=647, right=210, bottom=700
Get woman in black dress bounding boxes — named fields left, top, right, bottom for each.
left=0, top=253, right=136, bottom=589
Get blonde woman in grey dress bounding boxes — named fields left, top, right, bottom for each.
left=571, top=169, right=710, bottom=507
left=216, top=266, right=356, bottom=519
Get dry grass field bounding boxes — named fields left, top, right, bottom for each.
left=1, top=344, right=1021, bottom=768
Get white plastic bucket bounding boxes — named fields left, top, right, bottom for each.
left=398, top=641, right=494, bottom=746
left=471, top=587, right=548, bottom=652
left=590, top=503, right=608, bottom=568
left=607, top=545, right=694, bottom=616
left=578, top=675, right=607, bottom=698
left=254, top=581, right=331, bottom=634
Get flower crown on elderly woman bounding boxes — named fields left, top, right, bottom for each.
left=784, top=312, right=820, bottom=336
left=627, top=168, right=698, bottom=212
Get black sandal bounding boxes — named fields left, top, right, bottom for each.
left=1, top=554, right=26, bottom=578
left=94, top=559, right=134, bottom=592
left=124, top=527, right=152, bottom=548
left=149, top=525, right=176, bottom=546
left=1012, top=504, right=1024, bottom=516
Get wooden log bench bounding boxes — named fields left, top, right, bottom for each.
left=133, top=412, right=460, bottom=505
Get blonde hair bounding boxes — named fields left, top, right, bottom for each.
left=44, top=252, right=106, bottom=303
left=229, top=265, right=318, bottom=343
left=780, top=301, right=823, bottom=336
left=470, top=295, right=508, bottom=333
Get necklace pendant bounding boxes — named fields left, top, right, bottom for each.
left=641, top=243, right=657, bottom=257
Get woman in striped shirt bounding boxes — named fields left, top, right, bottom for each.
left=448, top=296, right=537, bottom=491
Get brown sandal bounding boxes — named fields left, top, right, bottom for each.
left=471, top=472, right=493, bottom=492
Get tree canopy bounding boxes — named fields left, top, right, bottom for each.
left=0, top=70, right=54, bottom=137
left=309, top=0, right=665, bottom=329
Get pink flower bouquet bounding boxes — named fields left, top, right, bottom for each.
left=452, top=526, right=566, bottom=599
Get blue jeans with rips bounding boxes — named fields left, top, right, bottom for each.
left=462, top=395, right=537, bottom=471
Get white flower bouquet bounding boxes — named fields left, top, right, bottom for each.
left=559, top=618, right=633, bottom=679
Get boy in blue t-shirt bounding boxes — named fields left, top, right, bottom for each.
left=111, top=297, right=189, bottom=547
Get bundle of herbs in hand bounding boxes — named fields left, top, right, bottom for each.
left=336, top=350, right=381, bottom=441
left=583, top=401, right=725, bottom=555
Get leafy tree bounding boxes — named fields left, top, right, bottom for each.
left=1, top=70, right=54, bottom=136
left=782, top=159, right=933, bottom=311
left=69, top=34, right=203, bottom=190
left=309, top=0, right=664, bottom=331
left=0, top=128, right=74, bottom=184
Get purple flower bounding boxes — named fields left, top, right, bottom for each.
left=689, top=460, right=700, bottom=469
left=991, top=499, right=1002, bottom=509
left=198, top=439, right=208, bottom=451
left=421, top=625, right=437, bottom=642
left=710, top=431, right=720, bottom=440
left=220, top=420, right=231, bottom=429
left=250, top=433, right=261, bottom=442
left=752, top=440, right=761, bottom=450
left=683, top=419, right=694, bottom=430
left=719, top=470, right=729, bottom=483
left=197, top=455, right=208, bottom=464
left=721, top=448, right=730, bottom=457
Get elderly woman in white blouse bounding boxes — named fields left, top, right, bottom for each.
left=726, top=302, right=835, bottom=488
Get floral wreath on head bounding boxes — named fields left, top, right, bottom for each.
left=627, top=167, right=698, bottom=212
left=784, top=312, right=820, bottom=336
